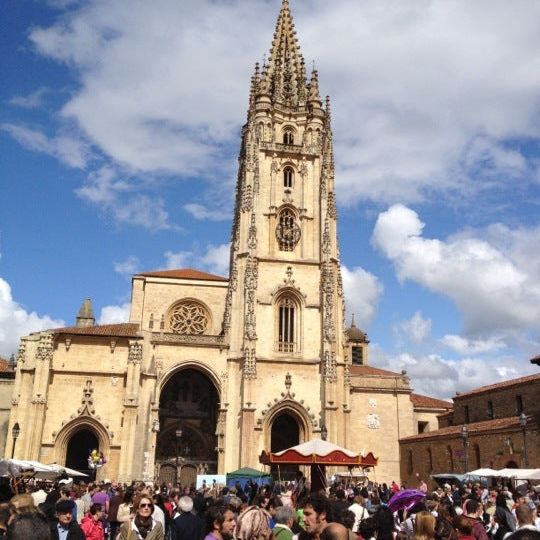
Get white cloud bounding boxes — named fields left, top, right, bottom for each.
left=98, top=302, right=130, bottom=324
left=9, top=88, right=48, bottom=109
left=1, top=123, right=88, bottom=168
left=441, top=334, right=506, bottom=355
left=183, top=203, right=230, bottom=222
left=114, top=256, right=140, bottom=277
left=341, top=265, right=383, bottom=329
left=372, top=204, right=540, bottom=335
left=164, top=250, right=194, bottom=270
left=23, top=0, right=540, bottom=205
left=164, top=243, right=230, bottom=276
left=76, top=166, right=177, bottom=230
left=398, top=311, right=432, bottom=345
left=371, top=346, right=537, bottom=400
left=0, top=277, right=64, bottom=358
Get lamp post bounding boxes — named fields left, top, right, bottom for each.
left=320, top=424, right=328, bottom=441
left=519, top=412, right=528, bottom=468
left=175, top=427, right=183, bottom=487
left=460, top=424, right=469, bottom=473
left=11, top=423, right=20, bottom=459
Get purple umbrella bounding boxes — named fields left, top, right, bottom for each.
left=387, top=489, right=426, bottom=512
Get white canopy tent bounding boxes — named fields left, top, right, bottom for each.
left=468, top=468, right=540, bottom=480
left=0, top=459, right=87, bottom=479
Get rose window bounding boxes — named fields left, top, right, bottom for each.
left=169, top=302, right=209, bottom=335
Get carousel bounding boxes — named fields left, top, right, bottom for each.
left=259, top=439, right=378, bottom=492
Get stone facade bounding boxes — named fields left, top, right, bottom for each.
left=399, top=372, right=540, bottom=489
left=6, top=0, right=445, bottom=484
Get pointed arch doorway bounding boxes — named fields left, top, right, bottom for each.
left=270, top=412, right=300, bottom=481
left=66, top=428, right=99, bottom=476
left=156, top=368, right=219, bottom=486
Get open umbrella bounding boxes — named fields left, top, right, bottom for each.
left=387, top=489, right=426, bottom=512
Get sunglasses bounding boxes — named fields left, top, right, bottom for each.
left=139, top=503, right=153, bottom=509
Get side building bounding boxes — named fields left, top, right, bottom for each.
left=399, top=370, right=540, bottom=487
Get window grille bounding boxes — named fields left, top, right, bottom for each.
left=278, top=297, right=295, bottom=352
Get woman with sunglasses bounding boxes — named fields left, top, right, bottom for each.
left=118, top=495, right=164, bottom=540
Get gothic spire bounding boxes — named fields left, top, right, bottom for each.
left=259, top=0, right=307, bottom=106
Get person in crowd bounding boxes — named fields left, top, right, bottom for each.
left=333, top=491, right=349, bottom=519
left=108, top=486, right=124, bottom=539
left=117, top=490, right=135, bottom=527
left=321, top=523, right=350, bottom=540
left=413, top=511, right=436, bottom=540
left=117, top=495, right=164, bottom=540
left=359, top=517, right=377, bottom=540
left=201, top=505, right=236, bottom=540
left=8, top=511, right=51, bottom=540
left=348, top=495, right=368, bottom=534
left=171, top=495, right=202, bottom=540
left=50, top=499, right=85, bottom=540
left=80, top=503, right=105, bottom=540
left=505, top=504, right=539, bottom=539
left=151, top=494, right=167, bottom=533
left=295, top=495, right=332, bottom=540
left=338, top=509, right=357, bottom=540
left=463, top=500, right=489, bottom=540
left=453, top=515, right=475, bottom=540
left=236, top=504, right=274, bottom=540
left=273, top=505, right=296, bottom=540
left=495, top=493, right=517, bottom=540
left=373, top=506, right=396, bottom=540
left=435, top=502, right=458, bottom=540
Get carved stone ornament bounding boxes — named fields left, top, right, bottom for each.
left=323, top=350, right=337, bottom=382
left=247, top=213, right=257, bottom=250
left=244, top=256, right=258, bottom=340
left=321, top=262, right=335, bottom=342
left=344, top=364, right=351, bottom=387
left=243, top=347, right=257, bottom=379
left=241, top=185, right=253, bottom=213
left=321, top=220, right=331, bottom=255
left=169, top=301, right=209, bottom=335
left=78, top=379, right=96, bottom=416
left=36, top=333, right=54, bottom=362
left=16, top=342, right=26, bottom=365
left=366, top=413, right=381, bottom=430
left=128, top=341, right=143, bottom=364
left=327, top=191, right=337, bottom=220
left=64, top=338, right=71, bottom=352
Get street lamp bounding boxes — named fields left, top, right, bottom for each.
left=320, top=424, right=328, bottom=441
left=175, top=427, right=183, bottom=487
left=11, top=423, right=20, bottom=459
left=460, top=424, right=469, bottom=473
left=519, top=412, right=528, bottom=468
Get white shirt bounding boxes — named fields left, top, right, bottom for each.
left=348, top=503, right=368, bottom=533
left=152, top=504, right=166, bottom=532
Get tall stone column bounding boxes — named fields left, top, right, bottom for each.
left=118, top=341, right=142, bottom=481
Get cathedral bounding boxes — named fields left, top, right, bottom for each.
left=6, top=0, right=449, bottom=485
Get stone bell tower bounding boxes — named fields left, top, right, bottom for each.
left=221, top=0, right=347, bottom=468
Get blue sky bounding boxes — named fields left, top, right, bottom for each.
left=1, top=0, right=540, bottom=399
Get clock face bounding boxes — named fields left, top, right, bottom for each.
left=276, top=221, right=301, bottom=247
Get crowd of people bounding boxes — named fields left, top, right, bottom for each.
left=0, top=473, right=538, bottom=540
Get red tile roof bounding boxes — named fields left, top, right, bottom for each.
left=0, top=358, right=13, bottom=372
left=410, top=393, right=453, bottom=410
left=400, top=416, right=522, bottom=442
left=136, top=268, right=228, bottom=282
left=350, top=365, right=403, bottom=377
left=52, top=323, right=140, bottom=338
left=454, top=372, right=540, bottom=399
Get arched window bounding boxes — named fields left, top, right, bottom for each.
left=447, top=445, right=454, bottom=472
left=276, top=208, right=300, bottom=251
left=283, top=130, right=294, bottom=145
left=277, top=296, right=297, bottom=352
left=407, top=449, right=413, bottom=475
left=427, top=447, right=433, bottom=472
left=474, top=444, right=481, bottom=469
left=283, top=167, right=294, bottom=188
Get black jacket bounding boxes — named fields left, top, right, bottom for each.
left=172, top=512, right=203, bottom=540
left=50, top=520, right=86, bottom=540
